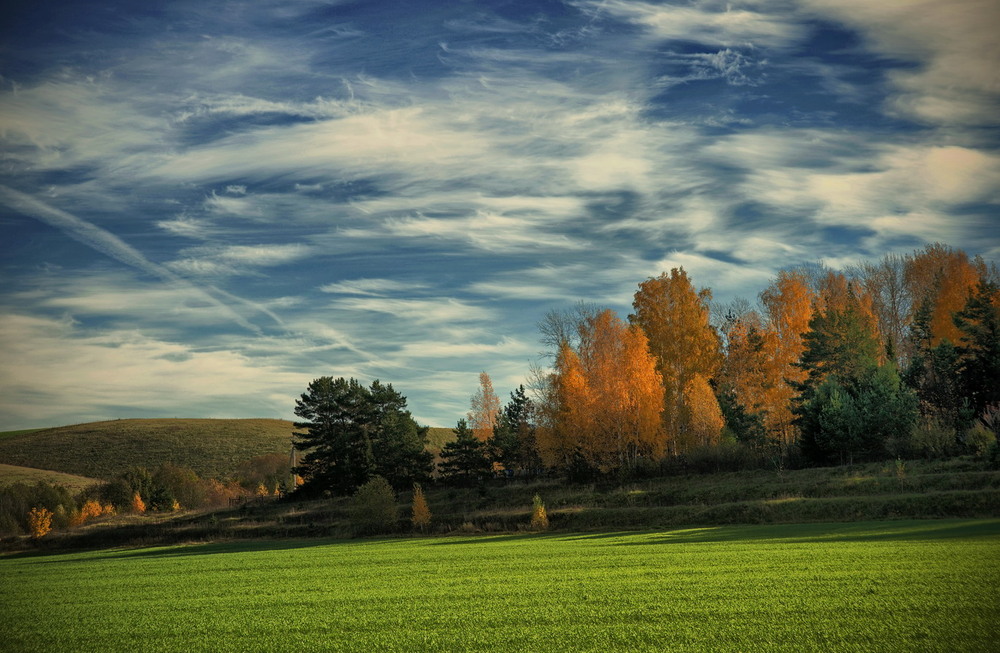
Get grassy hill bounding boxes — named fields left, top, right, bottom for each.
left=0, top=463, right=102, bottom=493
left=14, top=456, right=997, bottom=553
left=0, top=419, right=297, bottom=481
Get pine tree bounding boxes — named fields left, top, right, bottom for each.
left=293, top=377, right=431, bottom=496
left=954, top=279, right=1000, bottom=417
left=439, top=419, right=492, bottom=486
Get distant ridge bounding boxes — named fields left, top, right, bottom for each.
left=0, top=419, right=296, bottom=481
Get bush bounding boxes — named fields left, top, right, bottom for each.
left=27, top=507, right=53, bottom=539
left=530, top=494, right=549, bottom=530
left=0, top=482, right=75, bottom=536
left=350, top=476, right=397, bottom=536
left=965, top=423, right=996, bottom=458
left=908, top=417, right=958, bottom=459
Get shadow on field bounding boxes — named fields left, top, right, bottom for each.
left=427, top=532, right=565, bottom=546
left=26, top=538, right=352, bottom=563
left=616, top=519, right=1000, bottom=546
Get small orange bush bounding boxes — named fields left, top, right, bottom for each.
left=131, top=492, right=147, bottom=514
left=28, top=507, right=53, bottom=539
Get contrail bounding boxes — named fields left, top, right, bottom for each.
left=0, top=185, right=267, bottom=334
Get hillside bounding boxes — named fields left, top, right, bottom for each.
left=0, top=419, right=297, bottom=481
left=15, top=457, right=998, bottom=553
left=0, top=464, right=102, bottom=493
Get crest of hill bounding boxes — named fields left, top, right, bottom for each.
left=0, top=419, right=297, bottom=481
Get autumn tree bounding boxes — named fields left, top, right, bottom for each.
left=848, top=253, right=911, bottom=366
left=530, top=494, right=549, bottom=530
left=468, top=371, right=501, bottom=442
left=682, top=373, right=725, bottom=448
left=757, top=268, right=816, bottom=446
left=535, top=341, right=592, bottom=470
left=905, top=243, right=981, bottom=349
left=630, top=268, right=721, bottom=454
left=716, top=307, right=772, bottom=448
left=411, top=483, right=431, bottom=533
left=535, top=309, right=665, bottom=470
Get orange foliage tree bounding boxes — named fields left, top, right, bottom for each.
left=905, top=243, right=982, bottom=349
left=758, top=268, right=816, bottom=446
left=468, top=371, right=501, bottom=442
left=682, top=373, right=725, bottom=448
left=630, top=268, right=721, bottom=454
left=536, top=310, right=664, bottom=470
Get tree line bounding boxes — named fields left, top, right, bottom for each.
left=292, top=243, right=999, bottom=496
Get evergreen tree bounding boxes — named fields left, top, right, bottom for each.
left=954, top=279, right=1000, bottom=417
left=488, top=385, right=540, bottom=477
left=293, top=377, right=431, bottom=496
left=439, top=419, right=492, bottom=486
left=368, top=381, right=433, bottom=490
left=794, top=291, right=917, bottom=464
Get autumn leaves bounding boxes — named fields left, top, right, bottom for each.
left=528, top=243, right=998, bottom=474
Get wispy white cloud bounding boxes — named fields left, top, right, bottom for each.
left=0, top=313, right=307, bottom=428
left=589, top=0, right=806, bottom=49
left=319, top=278, right=429, bottom=296
left=800, top=0, right=1000, bottom=127
left=330, top=297, right=495, bottom=325
left=0, top=186, right=271, bottom=332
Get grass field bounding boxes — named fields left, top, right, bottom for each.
left=0, top=419, right=297, bottom=480
left=2, top=519, right=997, bottom=652
left=0, top=464, right=101, bottom=493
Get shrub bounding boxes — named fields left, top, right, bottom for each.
left=907, top=416, right=957, bottom=459
left=0, top=482, right=75, bottom=536
left=411, top=483, right=431, bottom=533
left=27, top=507, right=53, bottom=539
left=350, top=476, right=397, bottom=536
left=965, top=422, right=996, bottom=458
left=131, top=492, right=147, bottom=514
left=530, top=494, right=548, bottom=531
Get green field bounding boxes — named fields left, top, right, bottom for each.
left=2, top=519, right=997, bottom=652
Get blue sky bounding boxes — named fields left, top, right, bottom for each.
left=1, top=0, right=997, bottom=430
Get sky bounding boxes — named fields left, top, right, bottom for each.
left=1, top=0, right=998, bottom=430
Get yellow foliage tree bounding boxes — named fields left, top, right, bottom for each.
left=759, top=268, right=816, bottom=446
left=682, top=373, right=725, bottom=448
left=411, top=483, right=431, bottom=533
left=28, top=507, right=53, bottom=539
left=468, top=371, right=501, bottom=442
left=631, top=268, right=721, bottom=454
left=530, top=494, right=548, bottom=530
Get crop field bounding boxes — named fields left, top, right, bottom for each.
left=2, top=519, right=998, bottom=652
